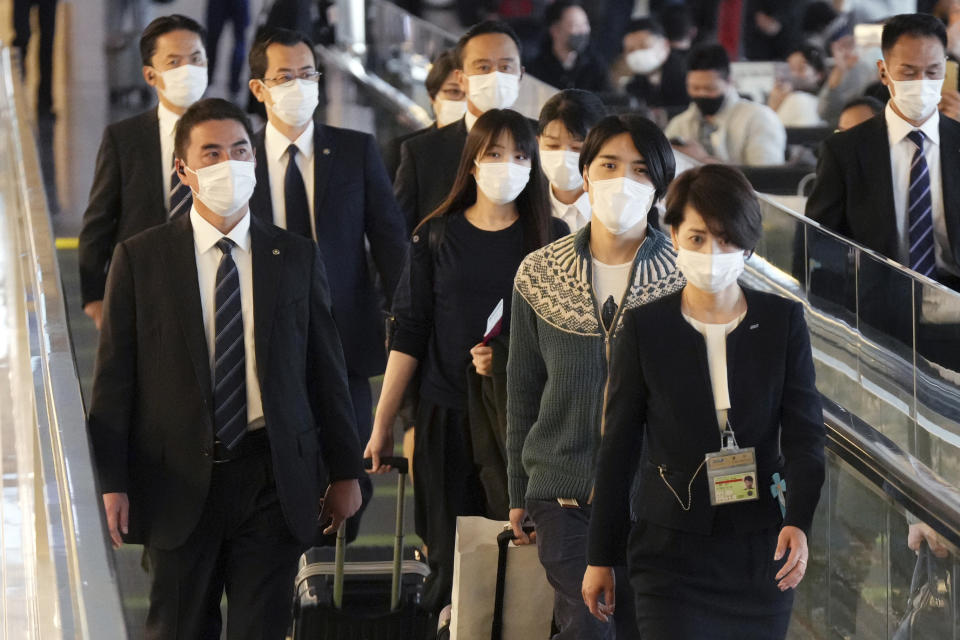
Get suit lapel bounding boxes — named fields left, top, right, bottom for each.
left=161, top=215, right=214, bottom=413
left=312, top=122, right=335, bottom=232
left=939, top=119, right=960, bottom=268
left=141, top=109, right=166, bottom=224
left=251, top=217, right=284, bottom=392
left=252, top=129, right=274, bottom=224
left=863, top=115, right=899, bottom=254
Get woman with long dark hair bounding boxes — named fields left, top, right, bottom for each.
left=365, top=108, right=567, bottom=614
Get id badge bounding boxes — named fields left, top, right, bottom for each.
left=705, top=447, right=759, bottom=506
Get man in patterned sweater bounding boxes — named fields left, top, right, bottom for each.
left=506, top=115, right=684, bottom=639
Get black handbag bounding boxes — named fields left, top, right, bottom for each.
left=893, top=544, right=958, bottom=639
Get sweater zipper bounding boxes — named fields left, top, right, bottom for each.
left=588, top=252, right=643, bottom=503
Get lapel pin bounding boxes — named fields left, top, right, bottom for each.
left=322, top=148, right=331, bottom=155
left=272, top=249, right=280, bottom=255
left=750, top=323, right=759, bottom=330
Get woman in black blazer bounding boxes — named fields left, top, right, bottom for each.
left=582, top=165, right=826, bottom=639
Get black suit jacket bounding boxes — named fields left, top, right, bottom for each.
left=588, top=288, right=826, bottom=566
left=383, top=123, right=435, bottom=184
left=806, top=113, right=960, bottom=275
left=78, top=108, right=167, bottom=306
left=394, top=118, right=469, bottom=233
left=87, top=214, right=365, bottom=550
left=250, top=122, right=408, bottom=378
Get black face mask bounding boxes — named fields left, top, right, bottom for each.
left=693, top=94, right=725, bottom=116
left=567, top=33, right=590, bottom=53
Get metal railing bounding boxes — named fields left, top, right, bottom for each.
left=0, top=46, right=126, bottom=639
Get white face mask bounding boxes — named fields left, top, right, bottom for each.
left=186, top=160, right=257, bottom=218
left=888, top=75, right=943, bottom=122
left=158, top=64, right=208, bottom=108
left=626, top=47, right=667, bottom=75
left=474, top=160, right=530, bottom=205
left=675, top=247, right=745, bottom=293
left=266, top=79, right=319, bottom=127
left=467, top=71, right=520, bottom=112
left=435, top=99, right=467, bottom=127
left=588, top=177, right=656, bottom=235
left=540, top=149, right=583, bottom=191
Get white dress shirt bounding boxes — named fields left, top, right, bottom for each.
left=549, top=187, right=591, bottom=232
left=465, top=110, right=479, bottom=132
left=190, top=207, right=264, bottom=430
left=664, top=88, right=787, bottom=166
left=265, top=120, right=316, bottom=239
left=158, top=103, right=181, bottom=211
left=885, top=103, right=957, bottom=277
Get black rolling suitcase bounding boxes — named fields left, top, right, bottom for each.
left=291, top=457, right=433, bottom=639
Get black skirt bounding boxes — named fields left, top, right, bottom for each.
left=627, top=518, right=795, bottom=640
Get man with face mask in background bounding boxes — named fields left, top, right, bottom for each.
left=665, top=43, right=787, bottom=167
left=88, top=98, right=364, bottom=639
left=394, top=20, right=527, bottom=231
left=612, top=17, right=690, bottom=119
left=807, top=13, right=960, bottom=289
left=78, top=15, right=209, bottom=330
left=247, top=28, right=408, bottom=545
left=526, top=0, right=610, bottom=93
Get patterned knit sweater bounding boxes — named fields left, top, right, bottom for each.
left=506, top=224, right=685, bottom=508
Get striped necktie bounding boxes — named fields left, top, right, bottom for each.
left=169, top=154, right=192, bottom=219
left=906, top=130, right=936, bottom=277
left=213, top=238, right=247, bottom=450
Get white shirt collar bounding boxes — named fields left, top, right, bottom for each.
left=157, top=102, right=181, bottom=137
left=549, top=186, right=591, bottom=219
left=885, top=102, right=940, bottom=147
left=464, top=111, right=478, bottom=132
left=190, top=206, right=252, bottom=254
left=265, top=119, right=315, bottom=163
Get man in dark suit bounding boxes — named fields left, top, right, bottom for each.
left=806, top=13, right=960, bottom=289
left=394, top=20, right=526, bottom=231
left=525, top=0, right=610, bottom=94
left=78, top=15, right=210, bottom=329
left=88, top=98, right=363, bottom=639
left=246, top=28, right=408, bottom=539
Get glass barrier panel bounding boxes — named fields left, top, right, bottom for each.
left=757, top=199, right=806, bottom=286
left=805, top=224, right=857, bottom=325
left=914, top=278, right=960, bottom=489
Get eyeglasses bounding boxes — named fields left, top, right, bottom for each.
left=261, top=71, right=322, bottom=87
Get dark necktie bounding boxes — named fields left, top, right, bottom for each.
left=284, top=144, right=312, bottom=239
left=906, top=130, right=936, bottom=277
left=601, top=295, right=618, bottom=332
left=213, top=238, right=247, bottom=450
left=169, top=153, right=192, bottom=219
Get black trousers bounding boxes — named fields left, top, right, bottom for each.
left=205, top=0, right=250, bottom=94
left=12, top=0, right=57, bottom=113
left=144, top=435, right=305, bottom=640
left=413, top=399, right=486, bottom=614
left=526, top=499, right=640, bottom=640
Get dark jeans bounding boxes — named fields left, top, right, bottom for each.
left=526, top=499, right=640, bottom=640
left=13, top=0, right=57, bottom=114
left=205, top=0, right=250, bottom=94
left=144, top=437, right=305, bottom=640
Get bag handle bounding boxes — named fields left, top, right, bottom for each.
left=491, top=525, right=535, bottom=640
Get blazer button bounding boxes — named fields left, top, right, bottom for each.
left=200, top=447, right=211, bottom=457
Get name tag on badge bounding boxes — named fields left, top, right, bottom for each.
left=705, top=447, right=759, bottom=506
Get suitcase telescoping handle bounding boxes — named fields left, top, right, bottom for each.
left=491, top=525, right=535, bottom=640
left=331, top=457, right=409, bottom=612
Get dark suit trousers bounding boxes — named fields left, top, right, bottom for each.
left=13, top=0, right=57, bottom=113
left=144, top=437, right=305, bottom=640
left=205, top=0, right=250, bottom=93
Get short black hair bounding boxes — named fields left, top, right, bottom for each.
left=454, top=20, right=522, bottom=68
left=544, top=0, right=584, bottom=28
left=792, top=44, right=826, bottom=75
left=537, top=89, right=607, bottom=141
left=140, top=14, right=206, bottom=67
left=626, top=17, right=665, bottom=38
left=841, top=95, right=884, bottom=116
left=425, top=50, right=458, bottom=100
left=579, top=114, right=676, bottom=203
left=881, top=13, right=947, bottom=54
left=802, top=1, right=839, bottom=34
left=248, top=27, right=318, bottom=80
left=688, top=43, right=730, bottom=79
left=664, top=165, right=762, bottom=252
left=659, top=5, right=693, bottom=42
left=174, top=98, right=254, bottom=161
